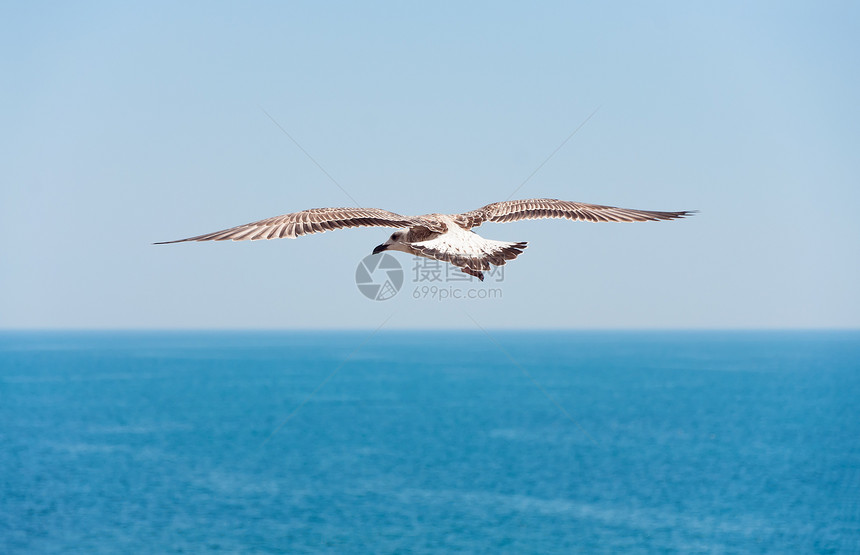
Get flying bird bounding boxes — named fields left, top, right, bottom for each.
left=156, top=198, right=694, bottom=280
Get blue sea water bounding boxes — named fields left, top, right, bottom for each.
left=1, top=331, right=859, bottom=554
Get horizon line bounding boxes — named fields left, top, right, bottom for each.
left=1, top=327, right=859, bottom=333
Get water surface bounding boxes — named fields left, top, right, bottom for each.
left=1, top=331, right=858, bottom=553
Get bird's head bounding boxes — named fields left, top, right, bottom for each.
left=372, top=229, right=409, bottom=255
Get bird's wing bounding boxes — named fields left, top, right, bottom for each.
left=155, top=207, right=424, bottom=243
left=455, top=198, right=694, bottom=229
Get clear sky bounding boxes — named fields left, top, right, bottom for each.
left=1, top=1, right=858, bottom=329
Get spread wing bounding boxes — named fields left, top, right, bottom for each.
left=155, top=207, right=424, bottom=243
left=455, top=198, right=694, bottom=229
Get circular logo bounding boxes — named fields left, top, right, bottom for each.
left=355, top=253, right=404, bottom=301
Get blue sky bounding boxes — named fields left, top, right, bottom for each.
left=1, top=1, right=858, bottom=329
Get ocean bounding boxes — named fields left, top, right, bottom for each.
left=1, top=331, right=858, bottom=553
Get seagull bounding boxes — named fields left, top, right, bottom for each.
left=156, top=198, right=694, bottom=280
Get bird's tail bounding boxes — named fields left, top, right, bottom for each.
left=461, top=240, right=528, bottom=281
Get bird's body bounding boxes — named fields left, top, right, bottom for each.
left=156, top=198, right=693, bottom=280
left=374, top=214, right=529, bottom=280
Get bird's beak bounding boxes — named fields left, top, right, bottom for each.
left=372, top=244, right=388, bottom=255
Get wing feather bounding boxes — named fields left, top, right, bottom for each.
left=456, top=198, right=694, bottom=228
left=155, top=207, right=422, bottom=244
